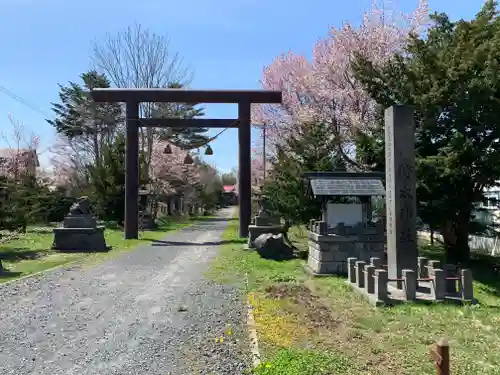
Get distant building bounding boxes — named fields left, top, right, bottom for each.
left=0, top=148, right=40, bottom=178
left=222, top=185, right=237, bottom=205
left=477, top=184, right=500, bottom=225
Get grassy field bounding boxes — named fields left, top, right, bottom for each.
left=0, top=215, right=204, bottom=283
left=209, top=221, right=500, bottom=375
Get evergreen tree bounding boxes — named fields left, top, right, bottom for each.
left=353, top=0, right=500, bottom=263
left=85, top=134, right=147, bottom=224
left=154, top=82, right=209, bottom=149
left=263, top=121, right=345, bottom=228
left=47, top=71, right=121, bottom=142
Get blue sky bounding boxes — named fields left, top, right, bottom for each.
left=0, top=0, right=487, bottom=173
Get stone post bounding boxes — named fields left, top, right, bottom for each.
left=445, top=264, right=458, bottom=294
left=370, top=257, right=381, bottom=269
left=355, top=261, right=366, bottom=288
left=461, top=269, right=474, bottom=301
left=402, top=269, right=417, bottom=300
left=417, top=257, right=428, bottom=278
left=374, top=269, right=388, bottom=301
left=347, top=258, right=357, bottom=283
left=426, top=260, right=440, bottom=277
left=318, top=221, right=328, bottom=235
left=364, top=265, right=375, bottom=294
left=432, top=269, right=445, bottom=300
left=385, top=105, right=417, bottom=288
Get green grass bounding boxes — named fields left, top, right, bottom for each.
left=253, top=349, right=356, bottom=375
left=207, top=223, right=305, bottom=290
left=0, top=215, right=204, bottom=283
left=210, top=221, right=500, bottom=375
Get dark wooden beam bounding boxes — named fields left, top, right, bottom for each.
left=238, top=101, right=252, bottom=238
left=125, top=101, right=140, bottom=240
left=90, top=88, right=282, bottom=104
left=138, top=118, right=239, bottom=128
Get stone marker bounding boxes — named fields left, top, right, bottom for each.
left=364, top=265, right=375, bottom=294
left=370, top=257, right=381, bottom=269
left=347, top=257, right=357, bottom=283
left=385, top=105, right=418, bottom=288
left=355, top=261, right=366, bottom=288
left=445, top=264, right=458, bottom=294
left=432, top=269, right=445, bottom=300
left=402, top=269, right=417, bottom=300
left=374, top=269, right=388, bottom=301
left=461, top=269, right=474, bottom=300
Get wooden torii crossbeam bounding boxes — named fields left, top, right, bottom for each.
left=90, top=88, right=282, bottom=239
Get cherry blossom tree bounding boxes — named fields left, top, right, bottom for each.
left=253, top=0, right=429, bottom=169
left=0, top=115, right=40, bottom=180
left=149, top=137, right=207, bottom=215
left=49, top=134, right=89, bottom=190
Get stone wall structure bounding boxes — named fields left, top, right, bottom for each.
left=307, top=220, right=385, bottom=275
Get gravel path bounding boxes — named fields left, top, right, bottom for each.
left=0, top=208, right=251, bottom=375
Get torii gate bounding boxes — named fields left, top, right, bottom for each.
left=90, top=88, right=282, bottom=239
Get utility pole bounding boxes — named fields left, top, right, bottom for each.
left=262, top=124, right=266, bottom=180
left=255, top=123, right=267, bottom=181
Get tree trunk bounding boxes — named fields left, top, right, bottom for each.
left=442, top=217, right=471, bottom=265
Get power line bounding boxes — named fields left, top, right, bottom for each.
left=0, top=85, right=52, bottom=118
left=0, top=83, right=236, bottom=154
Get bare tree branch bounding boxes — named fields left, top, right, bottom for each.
left=90, top=23, right=194, bottom=177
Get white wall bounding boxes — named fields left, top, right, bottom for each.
left=327, top=203, right=363, bottom=227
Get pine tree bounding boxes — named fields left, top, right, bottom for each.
left=84, top=134, right=149, bottom=224
left=154, top=82, right=209, bottom=149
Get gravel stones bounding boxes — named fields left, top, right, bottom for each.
left=0, top=209, right=250, bottom=375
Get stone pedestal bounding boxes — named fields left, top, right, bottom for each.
left=247, top=212, right=283, bottom=249
left=307, top=220, right=384, bottom=275
left=52, top=214, right=110, bottom=252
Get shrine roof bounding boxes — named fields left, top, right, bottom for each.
left=304, top=171, right=385, bottom=197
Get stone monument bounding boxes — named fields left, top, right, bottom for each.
left=247, top=193, right=284, bottom=249
left=52, top=196, right=110, bottom=252
left=343, top=106, right=476, bottom=306
left=385, top=105, right=418, bottom=288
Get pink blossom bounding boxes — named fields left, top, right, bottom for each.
left=149, top=137, right=202, bottom=195
left=0, top=115, right=40, bottom=180
left=253, top=0, right=429, bottom=165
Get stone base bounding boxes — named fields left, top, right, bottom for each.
left=52, top=227, right=110, bottom=252
left=64, top=215, right=96, bottom=228
left=346, top=279, right=479, bottom=307
left=302, top=263, right=338, bottom=278
left=307, top=232, right=384, bottom=276
left=247, top=224, right=283, bottom=249
left=308, top=256, right=347, bottom=275
left=346, top=280, right=388, bottom=306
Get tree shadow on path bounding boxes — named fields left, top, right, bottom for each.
left=148, top=239, right=245, bottom=247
